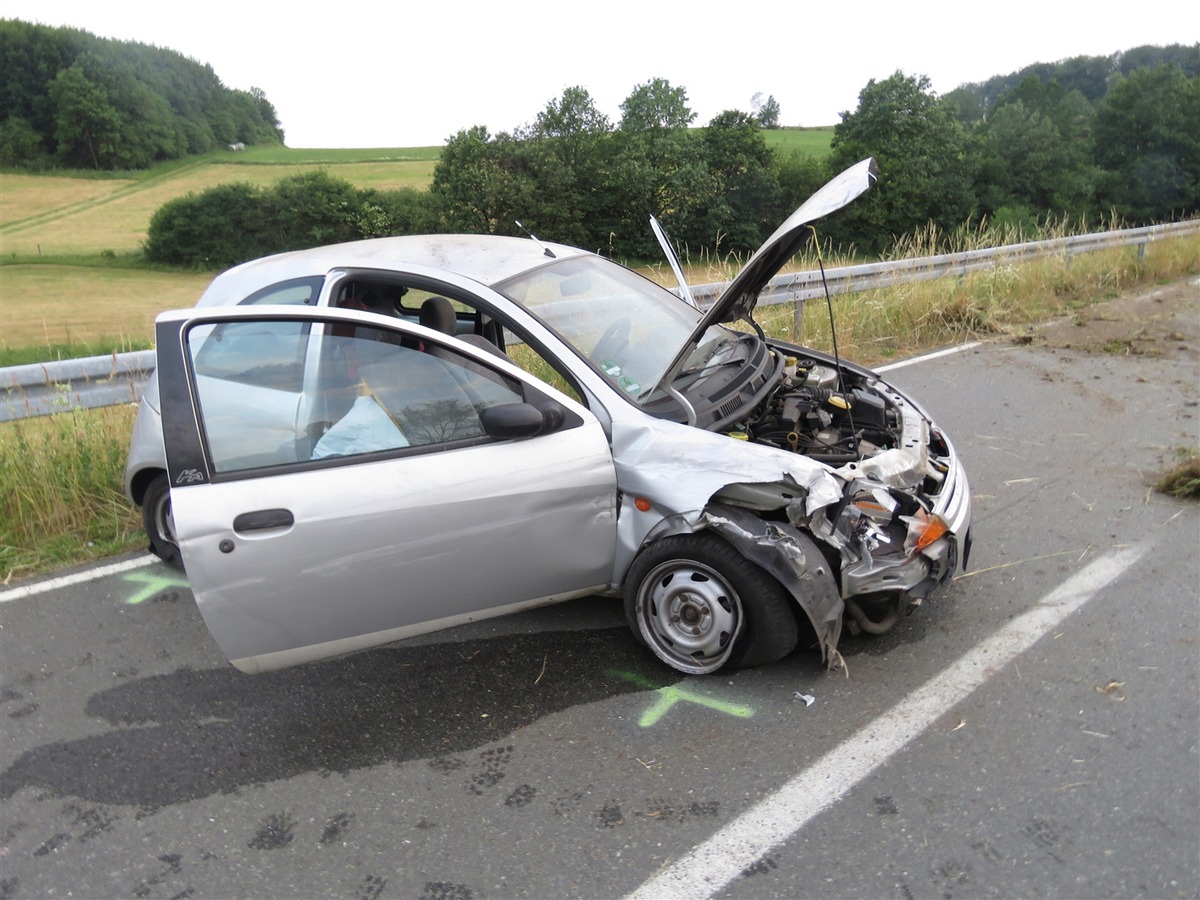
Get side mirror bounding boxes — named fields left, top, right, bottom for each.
left=480, top=402, right=566, bottom=440
left=538, top=400, right=565, bottom=431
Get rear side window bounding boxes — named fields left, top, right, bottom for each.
left=241, top=276, right=323, bottom=307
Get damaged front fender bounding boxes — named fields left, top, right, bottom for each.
left=640, top=503, right=844, bottom=666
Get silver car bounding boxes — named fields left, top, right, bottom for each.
left=126, top=158, right=972, bottom=676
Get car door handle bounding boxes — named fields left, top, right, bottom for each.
left=232, top=509, right=295, bottom=532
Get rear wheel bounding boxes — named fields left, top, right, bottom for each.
left=142, top=473, right=184, bottom=571
left=624, top=533, right=797, bottom=674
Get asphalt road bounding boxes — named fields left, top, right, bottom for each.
left=2, top=335, right=1197, bottom=900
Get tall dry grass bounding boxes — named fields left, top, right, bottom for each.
left=741, top=229, right=1198, bottom=365
left=1, top=403, right=143, bottom=583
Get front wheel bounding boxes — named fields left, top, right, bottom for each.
left=624, top=533, right=798, bottom=674
left=142, top=473, right=184, bottom=572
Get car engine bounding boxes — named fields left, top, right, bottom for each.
left=740, top=358, right=904, bottom=466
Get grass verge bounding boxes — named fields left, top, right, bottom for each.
left=745, top=234, right=1198, bottom=361
left=1, top=403, right=143, bottom=584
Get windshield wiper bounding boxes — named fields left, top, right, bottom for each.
left=678, top=337, right=739, bottom=377
left=679, top=356, right=742, bottom=379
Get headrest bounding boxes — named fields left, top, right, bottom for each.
left=419, top=296, right=457, bottom=335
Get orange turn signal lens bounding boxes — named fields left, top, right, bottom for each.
left=914, top=515, right=949, bottom=552
left=635, top=497, right=652, bottom=512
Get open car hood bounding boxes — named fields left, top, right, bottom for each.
left=711, top=156, right=878, bottom=323
left=648, top=157, right=878, bottom=397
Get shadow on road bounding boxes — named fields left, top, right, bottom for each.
left=1, top=627, right=678, bottom=810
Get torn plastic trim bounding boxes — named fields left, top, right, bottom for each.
left=640, top=503, right=844, bottom=666
left=804, top=474, right=953, bottom=598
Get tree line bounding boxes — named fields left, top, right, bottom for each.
left=0, top=20, right=282, bottom=169
left=147, top=49, right=1198, bottom=269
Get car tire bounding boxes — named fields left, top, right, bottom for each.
left=624, top=533, right=798, bottom=674
left=142, top=473, right=184, bottom=572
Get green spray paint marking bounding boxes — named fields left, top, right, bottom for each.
left=122, top=570, right=189, bottom=605
left=609, top=670, right=755, bottom=727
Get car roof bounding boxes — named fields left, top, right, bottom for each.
left=197, top=234, right=590, bottom=305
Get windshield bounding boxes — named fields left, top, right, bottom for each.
left=496, top=255, right=729, bottom=400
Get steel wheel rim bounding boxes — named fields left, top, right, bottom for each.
left=636, top=559, right=741, bottom=674
left=152, top=490, right=177, bottom=547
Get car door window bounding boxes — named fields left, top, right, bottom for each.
left=186, top=319, right=526, bottom=474
left=188, top=321, right=310, bottom=472
left=312, top=339, right=522, bottom=458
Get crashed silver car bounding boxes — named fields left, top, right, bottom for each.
left=126, top=158, right=972, bottom=675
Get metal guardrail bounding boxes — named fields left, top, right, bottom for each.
left=2, top=349, right=156, bottom=422
left=3, top=220, right=1196, bottom=422
left=690, top=219, right=1200, bottom=307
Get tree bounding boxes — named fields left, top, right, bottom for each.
left=702, top=111, right=782, bottom=249
left=528, top=86, right=615, bottom=240
left=0, top=116, right=47, bottom=167
left=943, top=86, right=985, bottom=125
left=533, top=85, right=611, bottom=139
left=248, top=87, right=284, bottom=144
left=773, top=151, right=830, bottom=217
left=705, top=111, right=772, bottom=172
left=430, top=126, right=576, bottom=241
left=619, top=78, right=696, bottom=132
left=47, top=61, right=120, bottom=168
left=827, top=71, right=975, bottom=253
left=602, top=127, right=712, bottom=257
left=86, top=51, right=186, bottom=168
left=974, top=76, right=1096, bottom=220
left=754, top=94, right=781, bottom=129
left=1091, top=64, right=1200, bottom=222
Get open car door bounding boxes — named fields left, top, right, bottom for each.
left=155, top=306, right=619, bottom=673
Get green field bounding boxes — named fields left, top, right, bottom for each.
left=0, top=134, right=834, bottom=357
left=1, top=152, right=440, bottom=259
left=0, top=146, right=444, bottom=355
left=762, top=126, right=836, bottom=157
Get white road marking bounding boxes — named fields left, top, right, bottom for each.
left=876, top=341, right=983, bottom=373
left=627, top=545, right=1147, bottom=899
left=0, top=554, right=156, bottom=604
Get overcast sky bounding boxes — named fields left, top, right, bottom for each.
left=5, top=0, right=1196, bottom=148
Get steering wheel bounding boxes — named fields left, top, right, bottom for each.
left=592, top=317, right=631, bottom=363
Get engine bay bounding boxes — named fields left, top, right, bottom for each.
left=736, top=355, right=905, bottom=467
